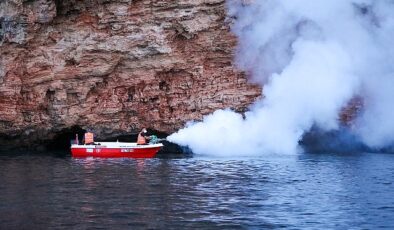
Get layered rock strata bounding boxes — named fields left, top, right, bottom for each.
left=0, top=0, right=261, bottom=148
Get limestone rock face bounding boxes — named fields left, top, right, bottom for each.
left=0, top=0, right=261, bottom=147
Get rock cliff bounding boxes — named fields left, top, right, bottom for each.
left=0, top=0, right=261, bottom=148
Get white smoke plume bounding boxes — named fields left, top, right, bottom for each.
left=168, top=0, right=394, bottom=155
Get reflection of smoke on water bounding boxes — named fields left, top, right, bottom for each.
left=169, top=0, right=394, bottom=155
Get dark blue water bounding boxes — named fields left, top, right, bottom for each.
left=0, top=152, right=393, bottom=229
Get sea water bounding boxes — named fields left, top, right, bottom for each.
left=0, top=152, right=393, bottom=229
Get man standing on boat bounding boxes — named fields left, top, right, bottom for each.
left=137, top=128, right=151, bottom=145
left=83, top=131, right=94, bottom=145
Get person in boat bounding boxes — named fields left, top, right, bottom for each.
left=83, top=131, right=95, bottom=145
left=137, top=128, right=151, bottom=145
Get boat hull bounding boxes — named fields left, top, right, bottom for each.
left=71, top=142, right=163, bottom=158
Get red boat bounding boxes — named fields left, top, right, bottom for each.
left=71, top=142, right=163, bottom=158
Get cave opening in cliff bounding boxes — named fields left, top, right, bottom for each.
left=46, top=126, right=86, bottom=151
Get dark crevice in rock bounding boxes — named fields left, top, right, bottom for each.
left=0, top=17, right=3, bottom=43
left=44, top=89, right=55, bottom=115
left=54, top=0, right=64, bottom=15
left=65, top=57, right=78, bottom=66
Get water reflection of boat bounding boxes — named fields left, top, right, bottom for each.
left=71, top=142, right=163, bottom=158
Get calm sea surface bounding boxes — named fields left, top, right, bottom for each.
left=0, top=152, right=393, bottom=229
